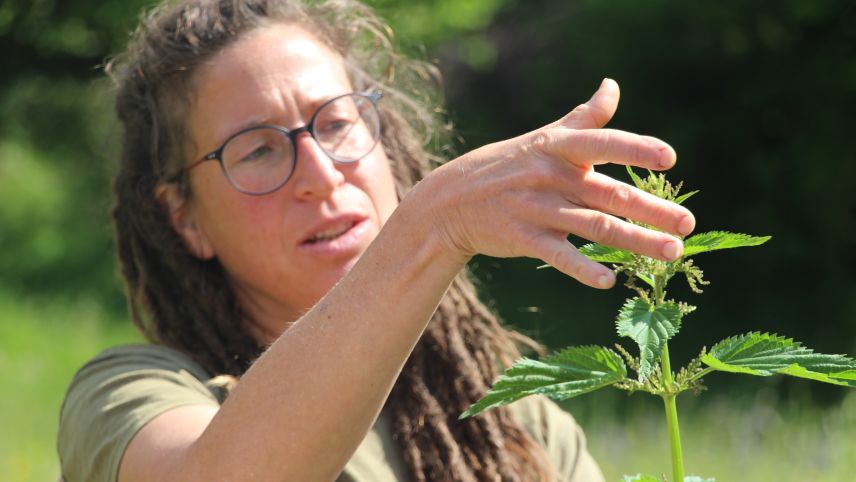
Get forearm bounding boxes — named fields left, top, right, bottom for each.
left=179, top=193, right=467, bottom=482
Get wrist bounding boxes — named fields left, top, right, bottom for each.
left=391, top=176, right=473, bottom=275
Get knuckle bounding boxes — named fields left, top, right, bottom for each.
left=571, top=103, right=588, bottom=115
left=633, top=138, right=645, bottom=165
left=530, top=130, right=553, bottom=154
left=514, top=158, right=562, bottom=190
left=646, top=197, right=681, bottom=231
left=550, top=248, right=577, bottom=275
left=589, top=214, right=617, bottom=245
left=588, top=104, right=611, bottom=127
left=576, top=103, right=607, bottom=128
left=570, top=103, right=598, bottom=125
left=606, top=183, right=633, bottom=214
left=517, top=227, right=545, bottom=252
left=566, top=254, right=589, bottom=281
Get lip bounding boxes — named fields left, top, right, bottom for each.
left=298, top=214, right=371, bottom=255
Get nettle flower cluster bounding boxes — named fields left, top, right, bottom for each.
left=461, top=168, right=856, bottom=482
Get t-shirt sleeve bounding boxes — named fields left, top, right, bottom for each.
left=509, top=395, right=605, bottom=482
left=57, top=344, right=221, bottom=482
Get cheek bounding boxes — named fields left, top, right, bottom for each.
left=201, top=199, right=291, bottom=290
left=364, top=155, right=400, bottom=222
left=196, top=184, right=284, bottom=254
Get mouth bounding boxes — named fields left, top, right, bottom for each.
left=302, top=220, right=359, bottom=245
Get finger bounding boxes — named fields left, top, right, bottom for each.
left=530, top=128, right=677, bottom=171
left=576, top=171, right=696, bottom=236
left=529, top=234, right=616, bottom=289
left=537, top=204, right=684, bottom=262
left=550, top=78, right=621, bottom=130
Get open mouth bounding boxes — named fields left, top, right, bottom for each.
left=303, top=220, right=358, bottom=245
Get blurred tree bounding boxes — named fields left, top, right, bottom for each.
left=0, top=0, right=153, bottom=83
left=0, top=0, right=156, bottom=311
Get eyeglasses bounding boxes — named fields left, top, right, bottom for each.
left=183, top=91, right=383, bottom=195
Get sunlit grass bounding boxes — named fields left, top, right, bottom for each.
left=572, top=385, right=856, bottom=481
left=0, top=293, right=141, bottom=482
left=2, top=292, right=855, bottom=482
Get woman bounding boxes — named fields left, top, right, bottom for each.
left=57, top=0, right=694, bottom=481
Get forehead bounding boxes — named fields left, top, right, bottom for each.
left=187, top=24, right=353, bottom=148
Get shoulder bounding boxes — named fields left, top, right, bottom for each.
left=58, top=344, right=220, bottom=482
left=62, top=343, right=220, bottom=415
left=70, top=343, right=214, bottom=384
left=508, top=394, right=578, bottom=452
left=508, top=396, right=605, bottom=482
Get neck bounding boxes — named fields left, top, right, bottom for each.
left=230, top=282, right=304, bottom=346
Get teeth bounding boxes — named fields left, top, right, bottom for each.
left=308, top=221, right=355, bottom=243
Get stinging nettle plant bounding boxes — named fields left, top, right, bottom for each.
left=460, top=167, right=856, bottom=482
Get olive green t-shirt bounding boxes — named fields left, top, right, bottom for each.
left=57, top=344, right=604, bottom=482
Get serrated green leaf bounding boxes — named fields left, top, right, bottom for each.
left=703, top=332, right=856, bottom=387
left=682, top=231, right=770, bottom=257
left=578, top=243, right=635, bottom=263
left=626, top=166, right=645, bottom=189
left=616, top=298, right=683, bottom=380
left=636, top=273, right=655, bottom=288
left=460, top=346, right=626, bottom=418
left=674, top=190, right=699, bottom=205
left=621, top=475, right=661, bottom=482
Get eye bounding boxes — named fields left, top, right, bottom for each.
left=240, top=144, right=274, bottom=162
left=317, top=118, right=354, bottom=136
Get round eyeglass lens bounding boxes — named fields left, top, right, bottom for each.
left=221, top=126, right=296, bottom=194
left=218, top=93, right=381, bottom=195
left=312, top=93, right=381, bottom=163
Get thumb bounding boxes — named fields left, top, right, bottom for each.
left=553, top=78, right=621, bottom=130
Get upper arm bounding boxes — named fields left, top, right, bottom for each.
left=118, top=404, right=218, bottom=482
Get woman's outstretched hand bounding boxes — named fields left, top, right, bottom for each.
left=410, top=78, right=695, bottom=289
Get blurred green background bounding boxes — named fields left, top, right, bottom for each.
left=1, top=0, right=855, bottom=480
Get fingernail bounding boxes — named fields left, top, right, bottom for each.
left=597, top=273, right=613, bottom=288
left=658, top=145, right=676, bottom=168
left=678, top=214, right=695, bottom=236
left=662, top=240, right=682, bottom=260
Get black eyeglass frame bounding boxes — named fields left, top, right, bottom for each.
left=182, top=90, right=383, bottom=196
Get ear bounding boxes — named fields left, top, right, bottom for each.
left=155, top=183, right=216, bottom=260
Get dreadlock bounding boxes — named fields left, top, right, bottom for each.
left=109, top=0, right=554, bottom=480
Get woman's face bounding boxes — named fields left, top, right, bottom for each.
left=170, top=24, right=399, bottom=337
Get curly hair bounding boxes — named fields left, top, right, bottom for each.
left=107, top=0, right=553, bottom=480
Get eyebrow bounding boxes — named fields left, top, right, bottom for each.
left=213, top=92, right=348, bottom=143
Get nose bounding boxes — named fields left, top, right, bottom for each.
left=289, top=131, right=345, bottom=200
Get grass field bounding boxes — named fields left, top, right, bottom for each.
left=576, top=390, right=856, bottom=481
left=0, top=293, right=142, bottom=481
left=2, top=293, right=855, bottom=481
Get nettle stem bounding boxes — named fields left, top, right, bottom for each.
left=655, top=273, right=685, bottom=482
left=661, top=345, right=684, bottom=482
